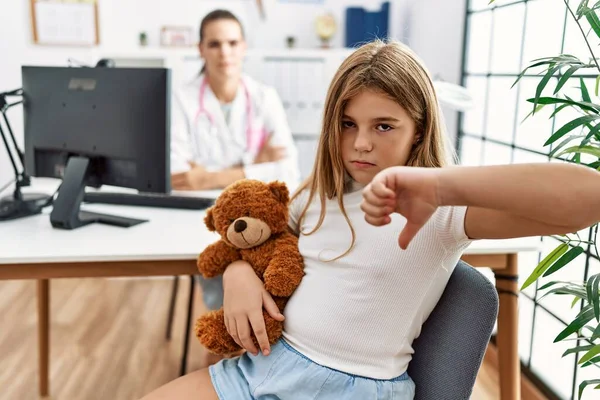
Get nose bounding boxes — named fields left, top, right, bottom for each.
left=354, top=130, right=372, bottom=152
left=234, top=219, right=247, bottom=233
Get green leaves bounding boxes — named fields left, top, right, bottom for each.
left=578, top=379, right=600, bottom=399
left=521, top=243, right=569, bottom=290
left=556, top=145, right=600, bottom=158
left=543, top=246, right=585, bottom=277
left=585, top=6, right=600, bottom=38
left=579, top=344, right=600, bottom=364
left=555, top=305, right=594, bottom=342
left=587, top=273, right=600, bottom=321
left=545, top=115, right=600, bottom=146
left=502, top=0, right=600, bottom=388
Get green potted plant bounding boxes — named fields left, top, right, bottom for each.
left=489, top=0, right=600, bottom=398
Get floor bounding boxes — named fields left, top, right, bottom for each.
left=0, top=277, right=500, bottom=400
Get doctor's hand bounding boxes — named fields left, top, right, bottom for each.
left=171, top=163, right=212, bottom=190
left=360, top=166, right=441, bottom=250
left=254, top=137, right=286, bottom=164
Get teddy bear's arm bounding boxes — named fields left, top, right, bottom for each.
left=263, top=232, right=304, bottom=297
left=197, top=240, right=240, bottom=278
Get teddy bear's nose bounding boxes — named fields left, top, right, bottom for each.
left=234, top=219, right=247, bottom=233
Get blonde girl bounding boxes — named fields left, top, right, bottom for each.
left=141, top=39, right=600, bottom=400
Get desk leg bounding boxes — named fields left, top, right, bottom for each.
left=37, top=279, right=50, bottom=397
left=495, top=254, right=520, bottom=400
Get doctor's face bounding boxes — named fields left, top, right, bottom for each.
left=199, top=19, right=246, bottom=79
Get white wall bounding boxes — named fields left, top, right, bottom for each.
left=403, top=0, right=467, bottom=146
left=0, top=0, right=466, bottom=190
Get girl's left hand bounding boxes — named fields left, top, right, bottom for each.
left=360, top=166, right=441, bottom=249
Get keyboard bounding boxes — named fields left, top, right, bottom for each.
left=83, top=191, right=215, bottom=210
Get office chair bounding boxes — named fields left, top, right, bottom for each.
left=407, top=260, right=499, bottom=400
left=168, top=260, right=499, bottom=389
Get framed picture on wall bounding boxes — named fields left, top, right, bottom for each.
left=30, top=0, right=100, bottom=46
left=160, top=26, right=194, bottom=47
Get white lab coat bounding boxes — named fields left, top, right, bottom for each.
left=170, top=73, right=301, bottom=191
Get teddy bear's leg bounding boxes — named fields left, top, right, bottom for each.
left=195, top=309, right=241, bottom=355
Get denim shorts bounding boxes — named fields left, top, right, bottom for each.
left=208, top=339, right=415, bottom=399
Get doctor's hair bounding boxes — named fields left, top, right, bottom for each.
left=292, top=39, right=451, bottom=257
left=199, top=9, right=245, bottom=43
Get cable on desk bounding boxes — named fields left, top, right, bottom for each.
left=0, top=178, right=16, bottom=196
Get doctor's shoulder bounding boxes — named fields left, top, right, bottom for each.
left=243, top=75, right=284, bottom=108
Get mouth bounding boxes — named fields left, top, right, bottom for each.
left=351, top=160, right=376, bottom=168
left=241, top=229, right=263, bottom=247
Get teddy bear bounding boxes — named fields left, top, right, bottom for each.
left=194, top=179, right=304, bottom=355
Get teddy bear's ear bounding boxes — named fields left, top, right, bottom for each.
left=204, top=207, right=216, bottom=232
left=268, top=181, right=289, bottom=204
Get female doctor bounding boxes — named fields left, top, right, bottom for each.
left=170, top=9, right=300, bottom=192
left=170, top=10, right=300, bottom=367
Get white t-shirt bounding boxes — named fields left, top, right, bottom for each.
left=281, top=184, right=472, bottom=379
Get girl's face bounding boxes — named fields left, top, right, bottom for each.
left=341, top=89, right=418, bottom=185
left=199, top=19, right=246, bottom=79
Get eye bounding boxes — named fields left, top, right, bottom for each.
left=342, top=120, right=356, bottom=129
left=376, top=124, right=393, bottom=132
left=229, top=40, right=238, bottom=47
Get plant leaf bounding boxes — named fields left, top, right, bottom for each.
left=572, top=296, right=582, bottom=308
left=585, top=7, right=600, bottom=39
left=521, top=104, right=546, bottom=123
left=579, top=344, right=600, bottom=364
left=555, top=66, right=582, bottom=93
left=547, top=116, right=600, bottom=146
left=538, top=287, right=588, bottom=302
left=549, top=103, right=571, bottom=119
left=563, top=344, right=596, bottom=357
left=527, top=96, right=600, bottom=113
left=543, top=246, right=585, bottom=277
left=549, top=134, right=588, bottom=157
left=521, top=243, right=569, bottom=290
left=534, top=65, right=561, bottom=112
left=580, top=77, right=592, bottom=102
left=596, top=74, right=600, bottom=96
left=538, top=280, right=574, bottom=290
left=555, top=305, right=594, bottom=342
left=556, top=145, right=600, bottom=158
left=579, top=379, right=600, bottom=399
left=581, top=355, right=600, bottom=367
left=586, top=273, right=600, bottom=321
left=591, top=321, right=600, bottom=340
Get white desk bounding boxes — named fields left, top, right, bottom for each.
left=0, top=179, right=541, bottom=400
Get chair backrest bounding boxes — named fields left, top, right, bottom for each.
left=407, top=260, right=499, bottom=400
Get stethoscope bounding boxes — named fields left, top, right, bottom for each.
left=194, top=76, right=268, bottom=157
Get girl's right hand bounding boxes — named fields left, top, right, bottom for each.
left=223, top=260, right=285, bottom=356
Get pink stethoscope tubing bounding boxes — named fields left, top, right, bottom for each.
left=194, top=76, right=268, bottom=153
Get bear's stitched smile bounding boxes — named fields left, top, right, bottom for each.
left=241, top=229, right=263, bottom=247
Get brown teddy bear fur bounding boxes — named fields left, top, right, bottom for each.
left=194, top=179, right=304, bottom=355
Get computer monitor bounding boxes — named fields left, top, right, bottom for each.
left=21, top=66, right=171, bottom=230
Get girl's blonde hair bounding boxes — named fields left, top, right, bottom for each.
left=291, top=39, right=452, bottom=257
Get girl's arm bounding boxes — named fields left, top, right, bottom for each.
left=361, top=163, right=600, bottom=249
left=438, top=163, right=600, bottom=239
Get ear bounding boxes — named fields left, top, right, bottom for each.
left=204, top=207, right=216, bottom=231
left=268, top=181, right=289, bottom=204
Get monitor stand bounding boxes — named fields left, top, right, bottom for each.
left=50, top=156, right=147, bottom=230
